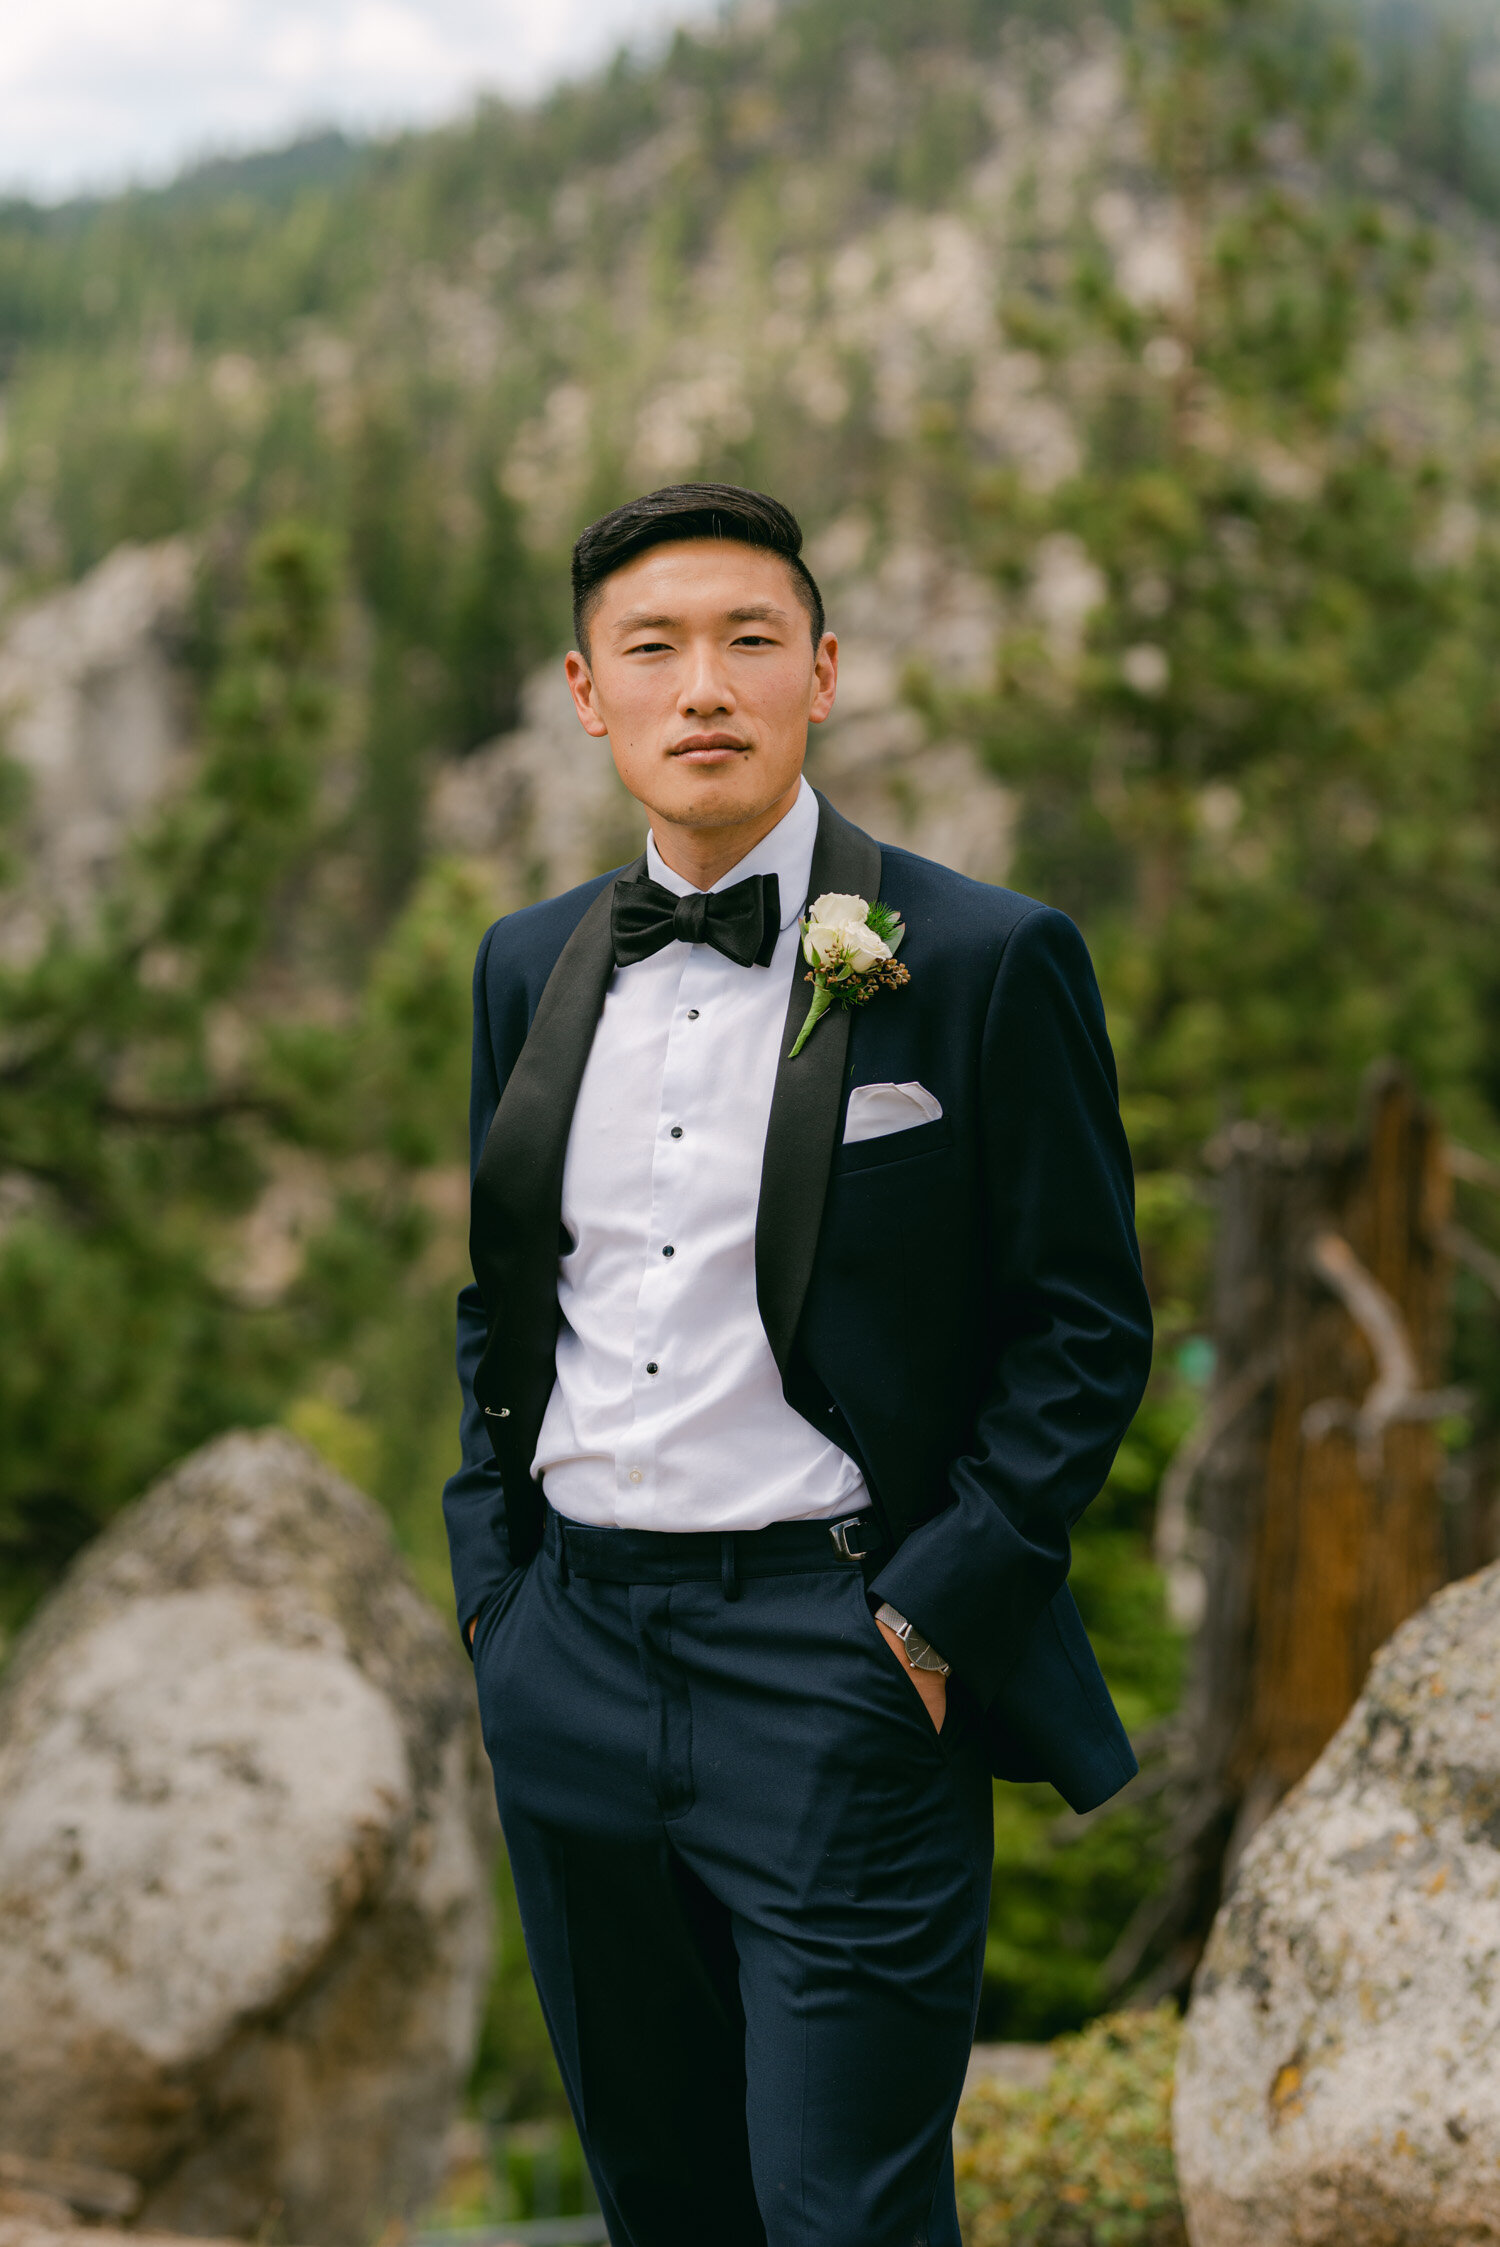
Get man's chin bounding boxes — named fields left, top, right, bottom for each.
left=653, top=772, right=798, bottom=831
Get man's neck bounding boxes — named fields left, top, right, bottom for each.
left=650, top=779, right=803, bottom=892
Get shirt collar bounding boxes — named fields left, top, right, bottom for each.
left=645, top=775, right=817, bottom=933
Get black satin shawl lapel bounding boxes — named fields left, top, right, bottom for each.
left=755, top=793, right=882, bottom=1371
left=470, top=863, right=639, bottom=1357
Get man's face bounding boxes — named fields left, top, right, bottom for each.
left=564, top=539, right=837, bottom=832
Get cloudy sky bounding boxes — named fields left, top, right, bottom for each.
left=0, top=0, right=722, bottom=202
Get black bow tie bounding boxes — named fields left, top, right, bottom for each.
left=611, top=871, right=783, bottom=970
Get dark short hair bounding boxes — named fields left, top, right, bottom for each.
left=571, top=482, right=825, bottom=657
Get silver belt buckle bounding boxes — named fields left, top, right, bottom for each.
left=828, top=1516, right=871, bottom=1561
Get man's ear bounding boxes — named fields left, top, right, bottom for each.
left=565, top=650, right=610, bottom=739
left=808, top=632, right=838, bottom=726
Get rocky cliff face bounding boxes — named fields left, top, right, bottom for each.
left=0, top=1429, right=495, bottom=2247
left=0, top=542, right=194, bottom=964
left=2, top=12, right=1491, bottom=935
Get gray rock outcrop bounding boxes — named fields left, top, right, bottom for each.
left=0, top=1429, right=495, bottom=2247
left=0, top=540, right=194, bottom=964
left=1174, top=1561, right=1500, bottom=2246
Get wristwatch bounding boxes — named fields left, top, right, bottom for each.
left=875, top=1601, right=951, bottom=1676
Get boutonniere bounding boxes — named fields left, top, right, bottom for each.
left=788, top=893, right=910, bottom=1058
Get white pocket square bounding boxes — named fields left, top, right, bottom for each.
left=842, top=1081, right=944, bottom=1145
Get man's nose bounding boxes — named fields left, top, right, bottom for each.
left=679, top=647, right=735, bottom=715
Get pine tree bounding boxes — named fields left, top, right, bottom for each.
left=0, top=526, right=335, bottom=1618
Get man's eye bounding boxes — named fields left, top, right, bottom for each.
left=733, top=634, right=775, bottom=647
left=626, top=640, right=673, bottom=654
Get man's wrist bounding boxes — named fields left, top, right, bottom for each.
left=874, top=1601, right=950, bottom=1676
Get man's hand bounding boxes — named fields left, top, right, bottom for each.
left=466, top=1614, right=477, bottom=1649
left=876, top=1616, right=946, bottom=1732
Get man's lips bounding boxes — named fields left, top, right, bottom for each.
left=670, top=734, right=751, bottom=762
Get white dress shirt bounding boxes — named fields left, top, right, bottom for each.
left=533, top=777, right=869, bottom=1531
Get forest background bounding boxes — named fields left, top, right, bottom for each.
left=1, top=0, right=1499, bottom=2129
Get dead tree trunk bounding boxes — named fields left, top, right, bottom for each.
left=1126, top=1064, right=1458, bottom=1999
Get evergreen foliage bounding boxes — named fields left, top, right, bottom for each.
left=0, top=523, right=336, bottom=1608
left=930, top=0, right=1500, bottom=2033
left=928, top=0, right=1500, bottom=1163
left=0, top=528, right=494, bottom=1624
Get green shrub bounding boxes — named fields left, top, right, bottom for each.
left=955, top=2006, right=1183, bottom=2247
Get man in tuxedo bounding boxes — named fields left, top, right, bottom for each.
left=443, top=482, right=1151, bottom=2247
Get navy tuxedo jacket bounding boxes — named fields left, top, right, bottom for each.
left=443, top=792, right=1153, bottom=1813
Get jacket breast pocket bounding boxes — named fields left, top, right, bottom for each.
left=835, top=1116, right=953, bottom=1175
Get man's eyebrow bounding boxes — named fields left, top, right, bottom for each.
left=613, top=610, right=680, bottom=633
left=611, top=602, right=792, bottom=634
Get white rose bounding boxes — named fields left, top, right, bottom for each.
left=802, top=893, right=892, bottom=974
left=841, top=923, right=893, bottom=973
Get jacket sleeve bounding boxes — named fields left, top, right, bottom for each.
left=868, top=905, right=1153, bottom=1708
left=440, top=921, right=522, bottom=1641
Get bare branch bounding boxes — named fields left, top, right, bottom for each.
left=1309, top=1228, right=1418, bottom=1407
left=1102, top=1882, right=1184, bottom=1994
left=1155, top=1348, right=1277, bottom=1572
left=1450, top=1143, right=1500, bottom=1194
left=1444, top=1222, right=1500, bottom=1306
left=1304, top=1230, right=1470, bottom=1474
left=97, top=1092, right=283, bottom=1130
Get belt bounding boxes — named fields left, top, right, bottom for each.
left=543, top=1505, right=890, bottom=1594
